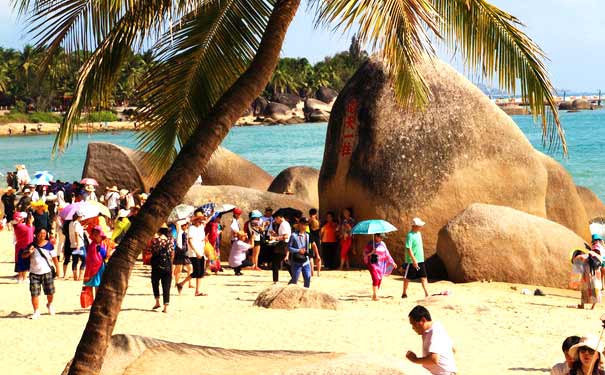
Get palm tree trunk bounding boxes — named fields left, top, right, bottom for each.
left=66, top=0, right=301, bottom=373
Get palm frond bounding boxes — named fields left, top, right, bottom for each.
left=314, top=0, right=439, bottom=107
left=433, top=0, right=566, bottom=154
left=135, top=0, right=274, bottom=176
left=51, top=0, right=175, bottom=153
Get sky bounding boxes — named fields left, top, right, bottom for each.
left=1, top=0, right=604, bottom=91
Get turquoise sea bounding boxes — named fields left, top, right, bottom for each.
left=0, top=110, right=603, bottom=198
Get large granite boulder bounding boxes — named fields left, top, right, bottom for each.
left=254, top=285, right=339, bottom=310
left=82, top=143, right=272, bottom=192
left=577, top=186, right=605, bottom=221
left=204, top=147, right=273, bottom=190
left=319, top=58, right=589, bottom=272
left=537, top=153, right=591, bottom=239
left=571, top=99, right=591, bottom=110
left=82, top=142, right=158, bottom=193
left=183, top=185, right=311, bottom=253
left=263, top=102, right=292, bottom=121
left=268, top=166, right=320, bottom=208
left=252, top=97, right=269, bottom=116
left=316, top=87, right=338, bottom=104
left=436, top=204, right=586, bottom=287
left=272, top=92, right=302, bottom=109
left=304, top=98, right=332, bottom=123
left=62, top=334, right=423, bottom=375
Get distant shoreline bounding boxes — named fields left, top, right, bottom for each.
left=0, top=117, right=322, bottom=138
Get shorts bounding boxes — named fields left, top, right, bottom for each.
left=190, top=257, right=205, bottom=278
left=403, top=262, right=427, bottom=280
left=30, top=272, right=55, bottom=297
left=254, top=241, right=261, bottom=247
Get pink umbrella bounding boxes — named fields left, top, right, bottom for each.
left=80, top=178, right=99, bottom=186
left=59, top=202, right=85, bottom=220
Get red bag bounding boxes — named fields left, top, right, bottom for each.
left=80, top=286, right=94, bottom=308
left=142, top=240, right=152, bottom=265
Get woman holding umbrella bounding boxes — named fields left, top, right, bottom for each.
left=363, top=233, right=397, bottom=301
left=352, top=219, right=398, bottom=301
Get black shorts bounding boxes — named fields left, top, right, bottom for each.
left=190, top=257, right=205, bottom=278
left=254, top=240, right=261, bottom=247
left=403, top=262, right=427, bottom=280
left=62, top=246, right=73, bottom=265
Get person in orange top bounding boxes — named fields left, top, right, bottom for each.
left=320, top=211, right=339, bottom=270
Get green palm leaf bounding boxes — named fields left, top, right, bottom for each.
left=314, top=0, right=439, bottom=108
left=433, top=0, right=566, bottom=154
left=135, top=0, right=274, bottom=176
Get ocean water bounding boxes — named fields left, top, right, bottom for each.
left=0, top=111, right=603, bottom=199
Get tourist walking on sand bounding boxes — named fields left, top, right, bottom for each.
left=339, top=208, right=355, bottom=270
left=308, top=208, right=321, bottom=276
left=17, top=188, right=32, bottom=212
left=205, top=214, right=223, bottom=273
left=173, top=220, right=192, bottom=287
left=177, top=212, right=207, bottom=296
left=22, top=227, right=59, bottom=320
left=270, top=211, right=292, bottom=283
left=1, top=187, right=16, bottom=228
left=402, top=217, right=429, bottom=298
left=551, top=336, right=581, bottom=375
left=406, top=305, right=457, bottom=375
left=320, top=211, right=339, bottom=270
left=105, top=186, right=120, bottom=219
left=248, top=210, right=263, bottom=270
left=566, top=336, right=605, bottom=375
left=69, top=212, right=88, bottom=281
left=151, top=224, right=174, bottom=313
left=83, top=226, right=107, bottom=298
left=571, top=249, right=602, bottom=309
left=590, top=234, right=605, bottom=288
left=111, top=209, right=131, bottom=244
left=31, top=201, right=51, bottom=233
left=363, top=233, right=397, bottom=301
left=288, top=217, right=317, bottom=288
left=13, top=212, right=34, bottom=283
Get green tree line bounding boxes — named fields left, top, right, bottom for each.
left=0, top=37, right=366, bottom=112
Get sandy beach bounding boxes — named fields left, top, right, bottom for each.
left=1, top=230, right=605, bottom=374
left=0, top=121, right=138, bottom=137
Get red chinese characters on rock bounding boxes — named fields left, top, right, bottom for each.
left=340, top=99, right=358, bottom=157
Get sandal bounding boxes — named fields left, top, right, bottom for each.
left=195, top=292, right=208, bottom=296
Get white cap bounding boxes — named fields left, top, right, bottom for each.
left=23, top=188, right=31, bottom=193
left=412, top=217, right=425, bottom=227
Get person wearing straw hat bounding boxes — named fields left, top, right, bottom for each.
left=83, top=185, right=97, bottom=202
left=402, top=217, right=429, bottom=299
left=17, top=188, right=32, bottom=212
left=105, top=186, right=120, bottom=219
left=567, top=336, right=605, bottom=375
left=176, top=212, right=207, bottom=296
left=150, top=224, right=174, bottom=312
left=1, top=187, right=16, bottom=229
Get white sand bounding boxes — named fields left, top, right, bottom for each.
left=0, top=229, right=603, bottom=375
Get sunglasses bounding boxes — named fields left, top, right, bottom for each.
left=579, top=347, right=596, bottom=355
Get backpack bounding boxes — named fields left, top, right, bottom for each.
left=151, top=238, right=172, bottom=271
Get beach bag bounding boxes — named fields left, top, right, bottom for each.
left=80, top=286, right=94, bottom=308
left=204, top=241, right=216, bottom=261
left=36, top=247, right=56, bottom=278
left=292, top=252, right=308, bottom=264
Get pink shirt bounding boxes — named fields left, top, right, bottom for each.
left=14, top=223, right=34, bottom=252
left=84, top=241, right=104, bottom=280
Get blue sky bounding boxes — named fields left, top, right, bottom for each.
left=1, top=0, right=604, bottom=91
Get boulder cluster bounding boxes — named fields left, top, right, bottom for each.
left=82, top=57, right=605, bottom=287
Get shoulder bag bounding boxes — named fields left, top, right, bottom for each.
left=36, top=247, right=57, bottom=278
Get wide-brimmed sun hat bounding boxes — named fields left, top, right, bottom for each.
left=13, top=212, right=27, bottom=221
left=108, top=185, right=119, bottom=192
left=23, top=188, right=31, bottom=194
left=85, top=185, right=95, bottom=192
left=119, top=189, right=129, bottom=195
left=250, top=210, right=262, bottom=219
left=139, top=193, right=148, bottom=200
left=569, top=336, right=605, bottom=362
left=45, top=193, right=57, bottom=201
left=412, top=217, right=425, bottom=227
left=592, top=234, right=603, bottom=242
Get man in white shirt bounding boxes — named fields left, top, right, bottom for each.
left=69, top=213, right=87, bottom=281
left=406, top=305, right=457, bottom=375
left=551, top=336, right=581, bottom=375
left=270, top=212, right=291, bottom=283
left=22, top=228, right=59, bottom=319
left=177, top=212, right=207, bottom=296
left=104, top=186, right=120, bottom=219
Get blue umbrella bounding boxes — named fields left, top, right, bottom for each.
left=351, top=219, right=398, bottom=235
left=32, top=171, right=53, bottom=185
